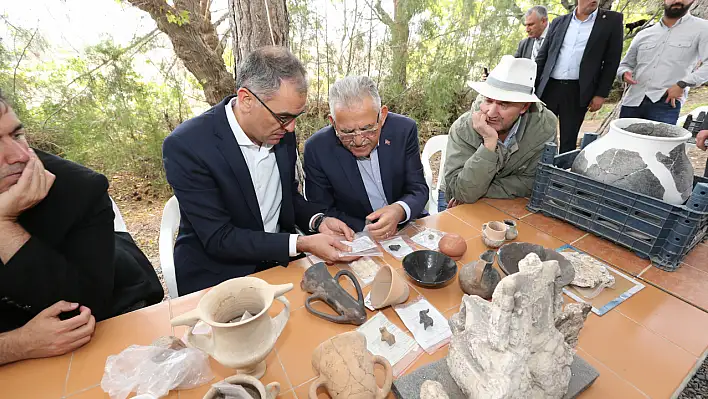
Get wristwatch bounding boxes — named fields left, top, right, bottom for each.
left=311, top=213, right=326, bottom=233
left=677, top=81, right=688, bottom=89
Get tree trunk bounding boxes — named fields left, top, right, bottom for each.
left=373, top=0, right=420, bottom=98
left=692, top=0, right=708, bottom=19
left=232, top=0, right=289, bottom=65
left=127, top=0, right=234, bottom=105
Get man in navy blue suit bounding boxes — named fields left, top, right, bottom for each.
left=163, top=47, right=355, bottom=296
left=304, top=76, right=429, bottom=240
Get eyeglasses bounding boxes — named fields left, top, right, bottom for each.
left=243, top=87, right=305, bottom=129
left=334, top=113, right=381, bottom=142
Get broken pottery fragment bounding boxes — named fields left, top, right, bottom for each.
left=202, top=375, right=280, bottom=399
left=389, top=244, right=401, bottom=251
left=301, top=262, right=367, bottom=325
left=419, top=309, right=434, bottom=330
left=151, top=336, right=187, bottom=351
left=380, top=327, right=396, bottom=346
left=447, top=252, right=589, bottom=399
left=310, top=331, right=393, bottom=399
left=562, top=252, right=615, bottom=289
left=420, top=380, right=450, bottom=399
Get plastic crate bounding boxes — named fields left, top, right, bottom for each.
left=528, top=134, right=708, bottom=271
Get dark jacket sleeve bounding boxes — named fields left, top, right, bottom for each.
left=398, top=123, right=429, bottom=220
left=535, top=17, right=560, bottom=89
left=303, top=138, right=366, bottom=231
left=0, top=192, right=116, bottom=320
left=163, top=133, right=291, bottom=265
left=595, top=12, right=624, bottom=99
left=514, top=39, right=525, bottom=58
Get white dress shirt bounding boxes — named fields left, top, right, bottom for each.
left=225, top=99, right=299, bottom=256
left=617, top=14, right=708, bottom=107
left=356, top=147, right=411, bottom=224
left=531, top=26, right=550, bottom=61
left=551, top=8, right=598, bottom=80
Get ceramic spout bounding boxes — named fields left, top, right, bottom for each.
left=272, top=283, right=294, bottom=298
left=170, top=309, right=200, bottom=327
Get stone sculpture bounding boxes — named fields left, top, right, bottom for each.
left=447, top=253, right=590, bottom=399
left=420, top=381, right=450, bottom=399
left=310, top=331, right=393, bottom=399
left=419, top=309, right=434, bottom=330
left=572, top=119, right=694, bottom=205
left=555, top=303, right=592, bottom=348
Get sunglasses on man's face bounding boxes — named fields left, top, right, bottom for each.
left=243, top=88, right=305, bottom=129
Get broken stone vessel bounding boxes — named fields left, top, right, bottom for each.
left=310, top=331, right=393, bottom=399
left=447, top=253, right=590, bottom=399
left=571, top=118, right=694, bottom=205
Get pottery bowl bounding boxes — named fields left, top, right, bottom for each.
left=402, top=250, right=457, bottom=288
left=497, top=242, right=575, bottom=286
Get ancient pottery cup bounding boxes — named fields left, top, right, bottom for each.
left=170, top=277, right=292, bottom=379
left=503, top=219, right=518, bottom=240
left=309, top=331, right=393, bottom=399
left=482, top=221, right=508, bottom=248
left=202, top=375, right=280, bottom=399
left=370, top=264, right=410, bottom=309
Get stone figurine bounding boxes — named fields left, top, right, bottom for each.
left=419, top=309, right=434, bottom=330
left=447, top=253, right=591, bottom=399
left=380, top=327, right=396, bottom=346
left=572, top=119, right=694, bottom=205
left=301, top=262, right=367, bottom=325
left=170, top=277, right=292, bottom=379
left=310, top=331, right=393, bottom=399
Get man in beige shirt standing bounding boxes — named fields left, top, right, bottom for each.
left=617, top=0, right=708, bottom=124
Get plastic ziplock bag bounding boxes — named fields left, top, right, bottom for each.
left=101, top=344, right=213, bottom=399
left=380, top=236, right=416, bottom=260
left=340, top=231, right=383, bottom=257
left=410, top=228, right=445, bottom=251
left=347, top=256, right=383, bottom=286
left=393, top=296, right=452, bottom=354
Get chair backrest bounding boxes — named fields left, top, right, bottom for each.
left=678, top=106, right=708, bottom=131
left=421, top=134, right=449, bottom=215
left=159, top=196, right=181, bottom=298
left=110, top=197, right=128, bottom=233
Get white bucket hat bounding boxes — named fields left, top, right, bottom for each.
left=468, top=55, right=541, bottom=103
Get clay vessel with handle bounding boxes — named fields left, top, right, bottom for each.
left=301, top=262, right=367, bottom=325
left=309, top=331, right=393, bottom=399
left=202, top=375, right=280, bottom=399
left=170, top=277, right=292, bottom=379
left=370, top=264, right=410, bottom=309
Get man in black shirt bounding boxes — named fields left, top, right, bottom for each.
left=0, top=93, right=163, bottom=365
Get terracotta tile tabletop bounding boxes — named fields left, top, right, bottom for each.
left=2, top=199, right=707, bottom=399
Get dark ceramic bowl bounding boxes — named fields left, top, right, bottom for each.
left=497, top=242, right=575, bottom=286
left=402, top=250, right=458, bottom=288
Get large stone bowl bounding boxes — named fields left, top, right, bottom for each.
left=402, top=250, right=458, bottom=288
left=497, top=242, right=575, bottom=286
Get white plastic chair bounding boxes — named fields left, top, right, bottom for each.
left=159, top=196, right=181, bottom=298
left=421, top=134, right=449, bottom=215
left=110, top=197, right=128, bottom=233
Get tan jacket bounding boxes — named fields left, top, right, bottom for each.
left=443, top=96, right=558, bottom=203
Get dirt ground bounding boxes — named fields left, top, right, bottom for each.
left=111, top=87, right=708, bottom=299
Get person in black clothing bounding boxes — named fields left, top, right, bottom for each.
left=0, top=93, right=163, bottom=365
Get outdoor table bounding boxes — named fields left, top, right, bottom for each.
left=2, top=199, right=707, bottom=399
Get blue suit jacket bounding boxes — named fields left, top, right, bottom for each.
left=163, top=96, right=323, bottom=295
left=303, top=113, right=429, bottom=232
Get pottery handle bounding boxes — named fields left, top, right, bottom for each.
left=170, top=308, right=200, bottom=328
left=265, top=382, right=281, bottom=399
left=305, top=294, right=348, bottom=323
left=272, top=296, right=291, bottom=338
left=373, top=355, right=393, bottom=399
left=482, top=223, right=488, bottom=231
left=170, top=309, right=214, bottom=355
left=308, top=375, right=328, bottom=399
left=334, top=269, right=365, bottom=307
left=272, top=283, right=294, bottom=298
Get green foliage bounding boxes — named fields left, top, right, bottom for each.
left=166, top=10, right=191, bottom=26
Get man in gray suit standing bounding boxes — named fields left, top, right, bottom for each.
left=514, top=6, right=549, bottom=61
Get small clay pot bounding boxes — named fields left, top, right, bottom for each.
left=439, top=233, right=467, bottom=260
left=482, top=222, right=508, bottom=248
left=504, top=219, right=518, bottom=240
left=370, top=264, right=410, bottom=309
left=458, top=259, right=501, bottom=300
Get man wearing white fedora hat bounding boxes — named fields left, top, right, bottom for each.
left=440, top=56, right=558, bottom=209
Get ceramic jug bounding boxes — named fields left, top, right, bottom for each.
left=301, top=262, right=367, bottom=325
left=202, top=375, right=280, bottom=399
left=309, top=331, right=393, bottom=399
left=571, top=118, right=693, bottom=205
left=503, top=219, right=518, bottom=240
left=458, top=259, right=501, bottom=300
left=170, top=277, right=292, bottom=379
left=370, top=264, right=409, bottom=309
